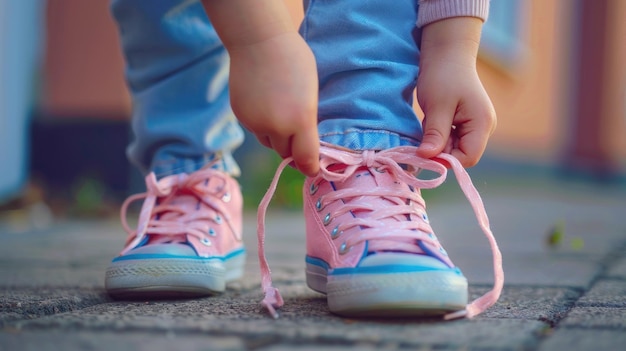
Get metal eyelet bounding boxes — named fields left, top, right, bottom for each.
left=330, top=226, right=341, bottom=239
left=208, top=228, right=217, bottom=237
left=215, top=215, right=222, bottom=224
left=201, top=238, right=212, bottom=246
left=323, top=213, right=332, bottom=226
left=309, top=182, right=318, bottom=195
left=315, top=198, right=324, bottom=212
left=422, top=213, right=429, bottom=223
left=222, top=192, right=231, bottom=203
left=439, top=247, right=448, bottom=256
left=339, top=242, right=350, bottom=255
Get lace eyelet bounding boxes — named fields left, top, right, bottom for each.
left=422, top=213, right=429, bottom=223
left=208, top=228, right=217, bottom=237
left=323, top=213, right=332, bottom=226
left=439, top=247, right=448, bottom=256
left=374, top=167, right=386, bottom=173
left=222, top=192, right=231, bottom=203
left=330, top=225, right=341, bottom=239
left=339, top=242, right=350, bottom=255
left=215, top=215, right=222, bottom=224
left=309, top=182, right=318, bottom=195
left=316, top=198, right=324, bottom=212
left=201, top=238, right=212, bottom=246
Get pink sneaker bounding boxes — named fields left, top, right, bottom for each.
left=257, top=143, right=503, bottom=320
left=105, top=166, right=244, bottom=298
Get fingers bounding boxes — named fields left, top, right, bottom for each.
left=416, top=104, right=455, bottom=160
left=258, top=136, right=272, bottom=150
left=259, top=128, right=320, bottom=177
left=267, top=135, right=291, bottom=159
left=416, top=91, right=496, bottom=168
left=450, top=127, right=488, bottom=167
left=451, top=110, right=496, bottom=167
left=291, top=128, right=320, bottom=177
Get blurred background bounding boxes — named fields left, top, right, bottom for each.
left=0, top=0, right=625, bottom=230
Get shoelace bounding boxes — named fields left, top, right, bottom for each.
left=312, top=148, right=447, bottom=254
left=257, top=145, right=504, bottom=320
left=120, top=168, right=241, bottom=255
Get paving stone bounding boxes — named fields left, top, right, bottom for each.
left=6, top=283, right=548, bottom=350
left=0, top=266, right=110, bottom=289
left=0, top=220, right=122, bottom=263
left=0, top=215, right=305, bottom=290
left=575, top=280, right=626, bottom=307
left=538, top=329, right=626, bottom=351
left=14, top=306, right=547, bottom=351
left=0, top=330, right=245, bottom=351
left=259, top=343, right=422, bottom=351
left=0, top=220, right=121, bottom=288
left=456, top=253, right=603, bottom=288
left=560, top=307, right=626, bottom=329
left=0, top=288, right=108, bottom=327
left=419, top=194, right=624, bottom=288
left=478, top=286, right=580, bottom=325
left=606, top=256, right=626, bottom=280
left=1, top=176, right=625, bottom=351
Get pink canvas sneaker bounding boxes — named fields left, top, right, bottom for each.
left=257, top=143, right=503, bottom=320
left=105, top=166, right=244, bottom=298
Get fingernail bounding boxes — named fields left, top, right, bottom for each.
left=419, top=142, right=436, bottom=150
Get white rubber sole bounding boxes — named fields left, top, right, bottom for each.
left=306, top=262, right=468, bottom=317
left=105, top=254, right=245, bottom=299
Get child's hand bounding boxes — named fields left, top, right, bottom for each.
left=228, top=33, right=320, bottom=177
left=415, top=17, right=496, bottom=168
left=202, top=0, right=319, bottom=176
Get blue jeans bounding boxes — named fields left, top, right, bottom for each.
left=111, top=0, right=422, bottom=176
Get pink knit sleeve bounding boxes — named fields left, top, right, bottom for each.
left=417, top=0, right=490, bottom=28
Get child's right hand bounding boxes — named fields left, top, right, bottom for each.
left=228, top=32, right=320, bottom=177
left=202, top=0, right=320, bottom=177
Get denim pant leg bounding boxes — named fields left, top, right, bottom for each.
left=111, top=0, right=244, bottom=176
left=301, top=0, right=422, bottom=150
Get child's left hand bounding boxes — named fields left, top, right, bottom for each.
left=415, top=17, right=497, bottom=168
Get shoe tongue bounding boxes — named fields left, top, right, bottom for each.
left=330, top=166, right=420, bottom=249
left=148, top=185, right=210, bottom=244
left=333, top=166, right=405, bottom=218
left=332, top=166, right=449, bottom=259
left=161, top=193, right=199, bottom=218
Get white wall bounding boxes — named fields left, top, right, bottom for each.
left=0, top=0, right=44, bottom=202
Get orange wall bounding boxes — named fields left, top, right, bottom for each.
left=476, top=0, right=625, bottom=168
left=477, top=0, right=567, bottom=162
left=43, top=0, right=131, bottom=117
left=603, top=0, right=626, bottom=166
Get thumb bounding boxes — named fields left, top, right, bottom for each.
left=416, top=106, right=455, bottom=159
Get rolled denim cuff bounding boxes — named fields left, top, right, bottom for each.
left=151, top=151, right=240, bottom=178
left=319, top=129, right=420, bottom=151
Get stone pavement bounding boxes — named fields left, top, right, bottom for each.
left=1, top=173, right=625, bottom=351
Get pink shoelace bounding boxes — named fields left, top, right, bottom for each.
left=120, top=168, right=241, bottom=255
left=257, top=145, right=504, bottom=320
